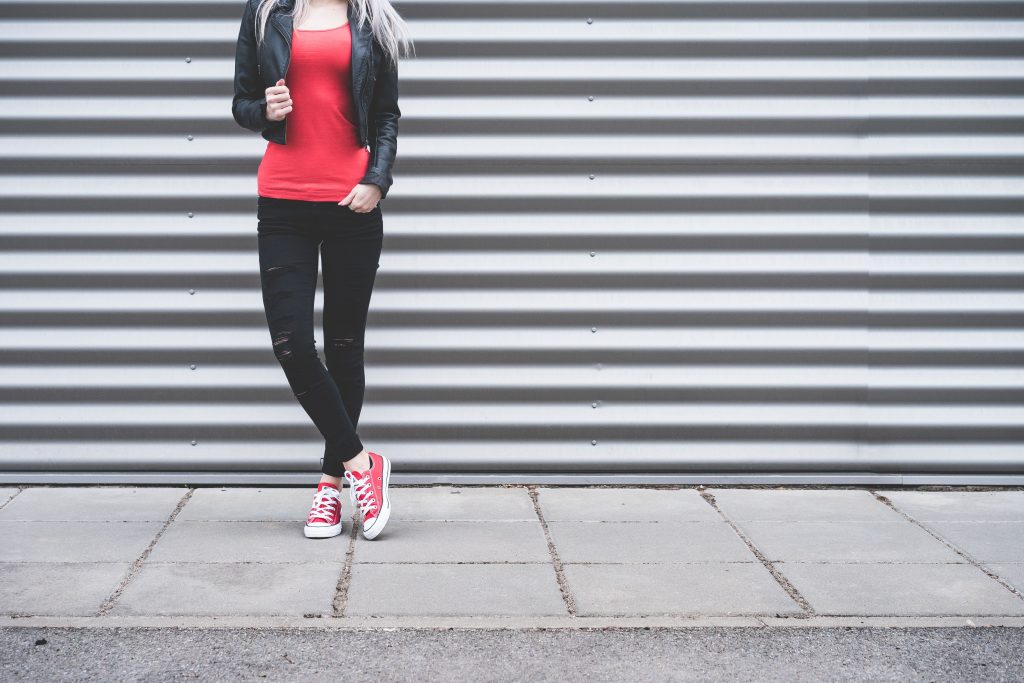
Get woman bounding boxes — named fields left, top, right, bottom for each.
left=232, top=0, right=413, bottom=540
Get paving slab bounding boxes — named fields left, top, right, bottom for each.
left=987, top=563, right=1024, bottom=593
left=147, top=521, right=348, bottom=563
left=536, top=487, right=720, bottom=522
left=883, top=491, right=1024, bottom=522
left=777, top=563, right=1024, bottom=616
left=0, top=562, right=130, bottom=616
left=735, top=520, right=964, bottom=563
left=922, top=522, right=1024, bottom=562
left=385, top=487, right=537, bottom=521
left=0, top=487, right=185, bottom=522
left=547, top=521, right=755, bottom=563
left=710, top=489, right=900, bottom=522
left=353, top=521, right=550, bottom=563
left=562, top=562, right=802, bottom=617
left=0, top=521, right=162, bottom=563
left=345, top=563, right=567, bottom=616
left=110, top=562, right=343, bottom=616
left=178, top=488, right=315, bottom=521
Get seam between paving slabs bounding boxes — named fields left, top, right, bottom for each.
left=699, top=487, right=815, bottom=618
left=528, top=485, right=577, bottom=617
left=96, top=487, right=195, bottom=616
left=333, top=506, right=361, bottom=617
left=0, top=487, right=23, bottom=511
left=870, top=489, right=1024, bottom=603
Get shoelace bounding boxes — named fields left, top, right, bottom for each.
left=309, top=488, right=340, bottom=523
left=344, top=470, right=378, bottom=518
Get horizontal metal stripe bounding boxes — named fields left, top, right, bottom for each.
left=5, top=58, right=1024, bottom=79
left=3, top=253, right=1023, bottom=274
left=2, top=442, right=1023, bottom=474
left=3, top=175, right=1023, bottom=200
left=0, top=326, right=1012, bottom=348
left=2, top=213, right=1017, bottom=235
left=0, top=369, right=878, bottom=390
left=4, top=98, right=1024, bottom=118
left=4, top=134, right=1024, bottom=158
left=0, top=20, right=1021, bottom=42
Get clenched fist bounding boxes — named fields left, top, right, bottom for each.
left=265, top=79, right=292, bottom=122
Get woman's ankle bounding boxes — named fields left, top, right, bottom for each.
left=343, top=449, right=371, bottom=472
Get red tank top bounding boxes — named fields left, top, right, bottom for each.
left=257, top=22, right=371, bottom=201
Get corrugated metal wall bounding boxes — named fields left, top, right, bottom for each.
left=1, top=0, right=1022, bottom=485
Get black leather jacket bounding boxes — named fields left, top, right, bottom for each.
left=232, top=0, right=400, bottom=199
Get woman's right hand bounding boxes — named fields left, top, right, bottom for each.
left=265, top=79, right=292, bottom=122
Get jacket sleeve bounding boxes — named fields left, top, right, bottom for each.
left=232, top=0, right=273, bottom=133
left=359, top=47, right=401, bottom=200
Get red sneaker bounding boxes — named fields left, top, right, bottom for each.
left=303, top=480, right=343, bottom=539
left=343, top=451, right=392, bottom=540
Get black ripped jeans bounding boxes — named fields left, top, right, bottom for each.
left=256, top=195, right=383, bottom=477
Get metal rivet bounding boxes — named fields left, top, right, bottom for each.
left=591, top=439, right=598, bottom=445
left=191, top=440, right=197, bottom=446
left=586, top=18, right=593, bottom=24
left=186, top=135, right=193, bottom=141
left=591, top=327, right=597, bottom=332
left=187, top=212, right=194, bottom=218
left=189, top=288, right=195, bottom=295
left=592, top=402, right=598, bottom=408
left=588, top=95, right=594, bottom=101
left=590, top=251, right=595, bottom=257
left=185, top=57, right=191, bottom=63
left=589, top=174, right=595, bottom=179
left=189, top=364, right=196, bottom=370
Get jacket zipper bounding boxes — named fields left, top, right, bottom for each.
left=358, top=37, right=373, bottom=148
left=360, top=61, right=370, bottom=148
left=272, top=17, right=292, bottom=144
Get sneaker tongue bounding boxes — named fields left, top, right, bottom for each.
left=317, top=481, right=339, bottom=492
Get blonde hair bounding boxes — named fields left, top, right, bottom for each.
left=253, top=0, right=414, bottom=69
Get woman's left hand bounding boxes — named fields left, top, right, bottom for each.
left=339, top=183, right=382, bottom=212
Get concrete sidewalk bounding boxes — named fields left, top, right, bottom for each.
left=2, top=485, right=1024, bottom=626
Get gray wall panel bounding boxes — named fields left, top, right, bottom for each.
left=0, top=0, right=1021, bottom=483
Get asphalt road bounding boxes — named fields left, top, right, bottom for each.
left=2, top=626, right=1023, bottom=681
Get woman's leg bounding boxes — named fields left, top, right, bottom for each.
left=320, top=204, right=384, bottom=476
left=256, top=197, right=365, bottom=477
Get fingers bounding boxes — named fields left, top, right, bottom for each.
left=264, top=85, right=292, bottom=121
left=265, top=103, right=292, bottom=122
left=339, top=188, right=375, bottom=213
left=265, top=80, right=291, bottom=118
left=266, top=91, right=291, bottom=103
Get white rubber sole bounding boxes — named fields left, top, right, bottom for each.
left=361, top=454, right=392, bottom=540
left=303, top=520, right=343, bottom=539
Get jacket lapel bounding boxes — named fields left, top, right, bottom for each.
left=348, top=2, right=370, bottom=98
left=269, top=9, right=291, bottom=48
